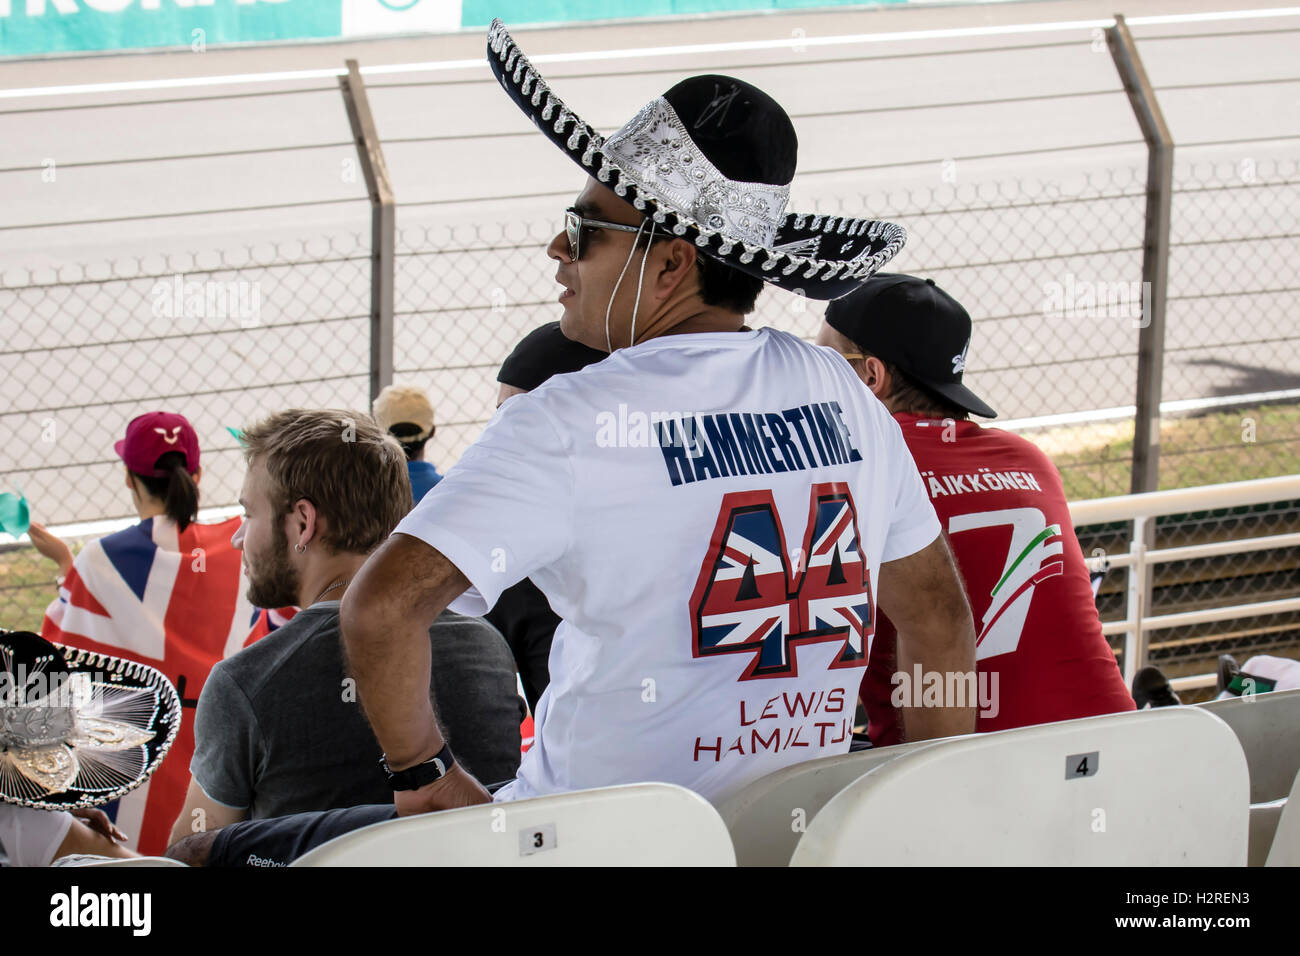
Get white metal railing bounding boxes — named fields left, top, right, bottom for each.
left=1069, top=474, right=1300, bottom=689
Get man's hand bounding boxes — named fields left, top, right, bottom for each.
left=877, top=534, right=978, bottom=742
left=393, top=764, right=493, bottom=817
left=70, top=807, right=127, bottom=844
left=28, top=522, right=74, bottom=577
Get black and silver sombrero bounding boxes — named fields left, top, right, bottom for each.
left=0, top=630, right=180, bottom=811
left=486, top=19, right=906, bottom=301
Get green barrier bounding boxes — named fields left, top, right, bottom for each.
left=0, top=0, right=340, bottom=57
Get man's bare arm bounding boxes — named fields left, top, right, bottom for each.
left=54, top=815, right=137, bottom=863
left=165, top=828, right=220, bottom=867
left=339, top=532, right=491, bottom=813
left=168, top=778, right=246, bottom=849
left=876, top=534, right=977, bottom=742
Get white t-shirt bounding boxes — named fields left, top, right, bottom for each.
left=0, top=804, right=74, bottom=867
left=396, top=327, right=940, bottom=804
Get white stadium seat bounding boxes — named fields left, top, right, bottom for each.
left=290, top=783, right=735, bottom=866
left=718, top=737, right=959, bottom=866
left=1248, top=799, right=1287, bottom=867
left=1198, top=688, right=1300, bottom=803
left=1198, top=688, right=1300, bottom=865
left=1265, top=769, right=1300, bottom=867
left=61, top=856, right=189, bottom=867
left=789, top=707, right=1249, bottom=866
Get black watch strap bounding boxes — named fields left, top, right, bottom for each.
left=380, top=744, right=456, bottom=791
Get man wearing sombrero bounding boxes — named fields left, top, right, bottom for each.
left=342, top=21, right=977, bottom=814
left=0, top=629, right=180, bottom=865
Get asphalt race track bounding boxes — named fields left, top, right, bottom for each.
left=2, top=0, right=1297, bottom=525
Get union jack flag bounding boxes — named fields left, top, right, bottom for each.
left=800, top=489, right=874, bottom=661
left=691, top=485, right=874, bottom=680
left=40, top=515, right=286, bottom=854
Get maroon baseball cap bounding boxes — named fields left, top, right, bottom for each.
left=114, top=412, right=201, bottom=477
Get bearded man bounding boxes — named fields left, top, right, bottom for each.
left=167, top=409, right=522, bottom=849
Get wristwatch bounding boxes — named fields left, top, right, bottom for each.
left=380, top=744, right=456, bottom=791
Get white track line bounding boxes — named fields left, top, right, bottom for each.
left=2, top=7, right=1299, bottom=100
left=997, top=386, right=1300, bottom=432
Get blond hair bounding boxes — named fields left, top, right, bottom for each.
left=241, top=409, right=412, bottom=554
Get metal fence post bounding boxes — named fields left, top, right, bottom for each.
left=1124, top=514, right=1148, bottom=686
left=339, top=58, right=395, bottom=405
left=1108, top=15, right=1173, bottom=667
left=1107, top=14, right=1173, bottom=497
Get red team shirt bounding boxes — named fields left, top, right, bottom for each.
left=861, top=413, right=1134, bottom=743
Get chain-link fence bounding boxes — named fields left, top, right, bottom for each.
left=390, top=166, right=1149, bottom=475
left=0, top=237, right=375, bottom=630
left=1, top=239, right=374, bottom=524
left=2, top=16, right=1297, bottom=688
left=1072, top=150, right=1300, bottom=691
left=396, top=155, right=1300, bottom=494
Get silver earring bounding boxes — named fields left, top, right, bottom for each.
left=295, top=543, right=306, bottom=554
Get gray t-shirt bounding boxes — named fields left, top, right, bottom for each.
left=190, top=602, right=522, bottom=820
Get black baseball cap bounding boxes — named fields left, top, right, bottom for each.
left=498, top=321, right=608, bottom=392
left=824, top=273, right=997, bottom=419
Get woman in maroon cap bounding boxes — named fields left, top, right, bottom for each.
left=26, top=411, right=267, bottom=857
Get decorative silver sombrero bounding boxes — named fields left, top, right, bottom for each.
left=486, top=19, right=907, bottom=300
left=0, top=630, right=180, bottom=811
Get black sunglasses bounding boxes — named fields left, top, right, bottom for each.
left=564, top=206, right=646, bottom=262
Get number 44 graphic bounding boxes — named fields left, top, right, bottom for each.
left=689, top=482, right=874, bottom=680
left=950, top=506, right=1064, bottom=661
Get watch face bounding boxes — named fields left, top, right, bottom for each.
left=432, top=758, right=446, bottom=776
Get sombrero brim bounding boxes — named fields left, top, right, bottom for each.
left=486, top=20, right=906, bottom=301
left=0, top=646, right=181, bottom=811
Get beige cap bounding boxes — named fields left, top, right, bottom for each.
left=373, top=385, right=435, bottom=441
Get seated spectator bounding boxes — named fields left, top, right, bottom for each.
left=1217, top=653, right=1300, bottom=699
left=1133, top=653, right=1300, bottom=710
left=28, top=412, right=267, bottom=854
left=373, top=385, right=443, bottom=504
left=818, top=274, right=1135, bottom=742
left=486, top=322, right=607, bottom=712
left=168, top=805, right=397, bottom=867
left=339, top=60, right=977, bottom=815
left=0, top=804, right=134, bottom=867
left=168, top=409, right=521, bottom=848
left=0, top=629, right=180, bottom=866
